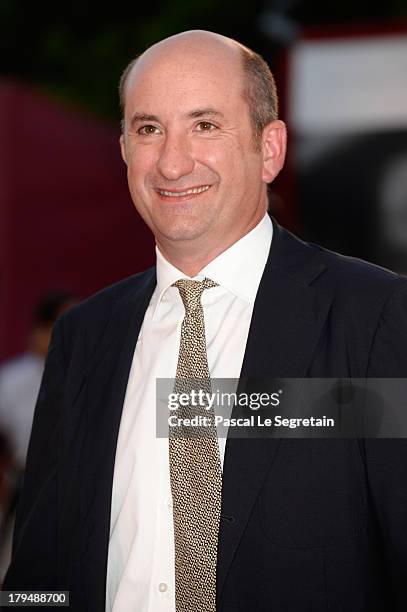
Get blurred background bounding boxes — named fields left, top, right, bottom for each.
left=1, top=0, right=407, bottom=579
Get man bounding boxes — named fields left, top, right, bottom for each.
left=3, top=30, right=407, bottom=612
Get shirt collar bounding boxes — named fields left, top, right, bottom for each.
left=151, top=214, right=273, bottom=320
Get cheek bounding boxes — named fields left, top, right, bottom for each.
left=193, top=142, right=241, bottom=182
left=127, top=151, right=157, bottom=190
left=192, top=140, right=220, bottom=167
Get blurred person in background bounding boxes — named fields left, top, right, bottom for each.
left=0, top=291, right=77, bottom=585
left=0, top=429, right=14, bottom=585
left=0, top=291, right=78, bottom=469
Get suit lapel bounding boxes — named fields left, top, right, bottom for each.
left=78, top=269, right=156, bottom=611
left=217, top=221, right=333, bottom=602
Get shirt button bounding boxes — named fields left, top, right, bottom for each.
left=158, top=582, right=168, bottom=593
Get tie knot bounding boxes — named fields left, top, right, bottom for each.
left=173, top=278, right=218, bottom=313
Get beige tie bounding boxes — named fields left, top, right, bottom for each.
left=170, top=278, right=222, bottom=612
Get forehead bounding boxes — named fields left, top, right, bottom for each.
left=124, top=45, right=246, bottom=117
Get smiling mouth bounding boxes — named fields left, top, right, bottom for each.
left=156, top=185, right=211, bottom=197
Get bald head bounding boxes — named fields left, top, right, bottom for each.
left=133, top=30, right=244, bottom=66
left=120, top=31, right=245, bottom=102
left=119, top=30, right=278, bottom=145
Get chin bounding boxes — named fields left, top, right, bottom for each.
left=157, top=220, right=211, bottom=243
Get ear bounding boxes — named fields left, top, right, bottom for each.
left=119, top=134, right=127, bottom=164
left=261, top=120, right=287, bottom=183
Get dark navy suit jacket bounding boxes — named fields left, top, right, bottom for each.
left=4, top=220, right=407, bottom=611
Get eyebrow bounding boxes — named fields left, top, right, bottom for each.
left=129, top=108, right=225, bottom=128
left=186, top=108, right=225, bottom=120
left=129, top=113, right=160, bottom=127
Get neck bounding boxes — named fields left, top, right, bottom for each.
left=157, top=248, right=221, bottom=277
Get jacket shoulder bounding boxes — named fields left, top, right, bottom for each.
left=274, top=222, right=407, bottom=296
left=304, top=240, right=407, bottom=333
left=56, top=267, right=156, bottom=349
left=313, top=242, right=406, bottom=293
left=272, top=222, right=407, bottom=323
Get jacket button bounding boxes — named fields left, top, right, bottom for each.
left=221, top=514, right=237, bottom=524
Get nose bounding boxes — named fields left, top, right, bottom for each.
left=157, top=131, right=194, bottom=181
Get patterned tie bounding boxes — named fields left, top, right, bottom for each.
left=170, top=278, right=222, bottom=612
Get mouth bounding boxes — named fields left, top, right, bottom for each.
left=155, top=185, right=211, bottom=200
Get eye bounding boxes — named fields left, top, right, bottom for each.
left=195, top=121, right=217, bottom=132
left=137, top=124, right=161, bottom=135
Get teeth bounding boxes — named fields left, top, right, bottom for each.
left=158, top=185, right=210, bottom=197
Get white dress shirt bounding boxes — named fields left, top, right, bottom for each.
left=106, top=214, right=273, bottom=612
